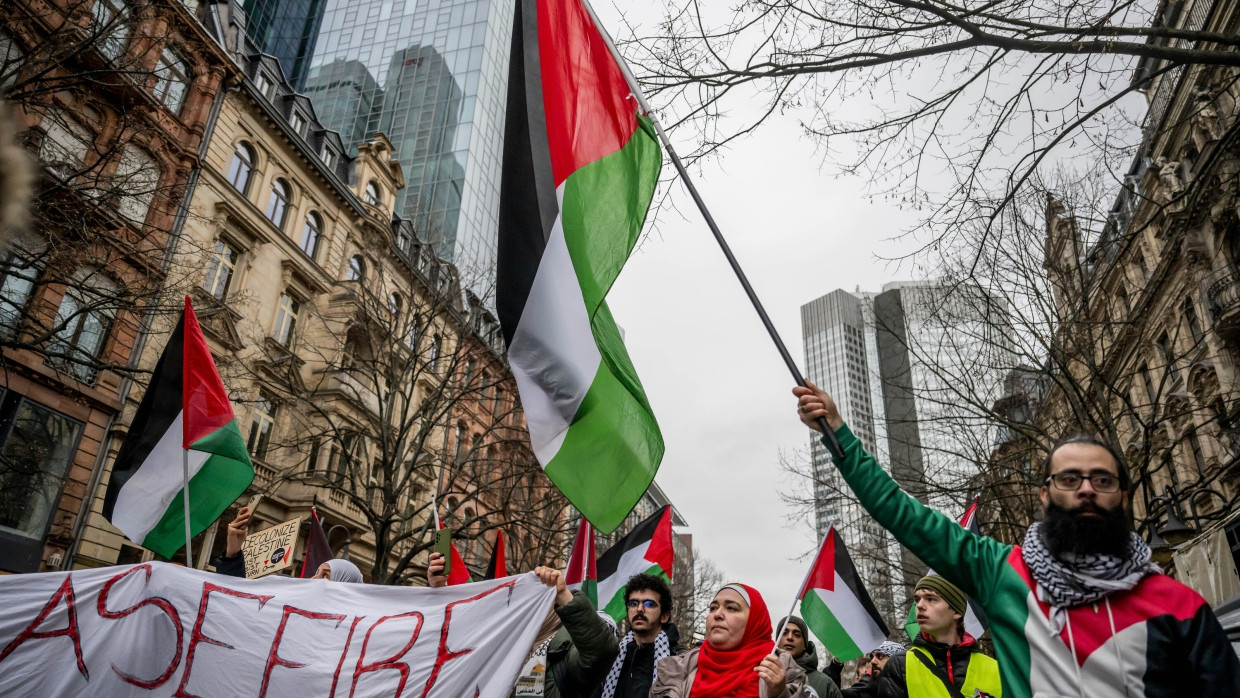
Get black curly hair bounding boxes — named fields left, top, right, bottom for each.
left=624, top=573, right=672, bottom=618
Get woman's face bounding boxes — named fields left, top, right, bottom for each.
left=705, top=588, right=749, bottom=650
left=312, top=562, right=332, bottom=580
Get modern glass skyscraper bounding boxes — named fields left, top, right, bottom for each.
left=300, top=0, right=513, bottom=278
left=242, top=0, right=327, bottom=88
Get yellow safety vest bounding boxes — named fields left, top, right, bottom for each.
left=905, top=645, right=1002, bottom=698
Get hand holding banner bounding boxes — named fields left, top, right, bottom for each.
left=0, top=562, right=556, bottom=697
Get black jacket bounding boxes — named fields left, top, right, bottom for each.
left=594, top=623, right=684, bottom=698
left=793, top=641, right=843, bottom=698
left=212, top=551, right=246, bottom=578
left=539, top=591, right=621, bottom=698
left=841, top=673, right=877, bottom=698
left=875, top=633, right=979, bottom=698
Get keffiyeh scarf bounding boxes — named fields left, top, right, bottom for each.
left=599, top=630, right=671, bottom=698
left=1022, top=521, right=1161, bottom=632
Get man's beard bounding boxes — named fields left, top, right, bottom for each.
left=1042, top=499, right=1132, bottom=558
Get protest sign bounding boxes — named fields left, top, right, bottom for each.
left=242, top=517, right=301, bottom=578
left=0, top=562, right=555, bottom=697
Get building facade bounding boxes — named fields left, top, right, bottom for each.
left=0, top=0, right=234, bottom=573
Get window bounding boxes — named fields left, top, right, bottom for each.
left=38, top=113, right=91, bottom=178
left=453, top=423, right=465, bottom=462
left=288, top=111, right=306, bottom=136
left=0, top=395, right=84, bottom=573
left=0, top=29, right=21, bottom=89
left=273, top=293, right=300, bottom=347
left=347, top=255, right=364, bottom=282
left=1184, top=298, right=1203, bottom=344
left=152, top=48, right=188, bottom=113
left=115, top=145, right=158, bottom=225
left=320, top=147, right=336, bottom=170
left=388, top=293, right=402, bottom=317
left=227, top=142, right=255, bottom=194
left=266, top=178, right=291, bottom=228
left=0, top=252, right=37, bottom=339
left=493, top=386, right=505, bottom=419
left=1187, top=431, right=1207, bottom=475
left=329, top=434, right=357, bottom=480
left=1140, top=362, right=1156, bottom=403
left=48, top=274, right=116, bottom=383
left=1158, top=332, right=1179, bottom=380
left=428, top=333, right=441, bottom=370
left=364, top=181, right=380, bottom=206
left=406, top=314, right=419, bottom=350
left=202, top=239, right=238, bottom=300
left=247, top=395, right=276, bottom=459
left=91, top=0, right=131, bottom=61
left=254, top=72, right=274, bottom=99
left=300, top=212, right=321, bottom=259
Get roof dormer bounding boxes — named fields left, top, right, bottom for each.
left=353, top=133, right=405, bottom=218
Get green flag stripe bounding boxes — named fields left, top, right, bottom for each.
left=802, top=587, right=865, bottom=662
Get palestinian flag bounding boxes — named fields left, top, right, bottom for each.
left=300, top=506, right=332, bottom=578
left=564, top=517, right=598, bottom=606
left=496, top=0, right=664, bottom=534
left=595, top=505, right=673, bottom=623
left=484, top=530, right=507, bottom=580
left=435, top=509, right=474, bottom=585
left=798, top=524, right=889, bottom=662
left=103, top=297, right=254, bottom=559
left=905, top=496, right=990, bottom=640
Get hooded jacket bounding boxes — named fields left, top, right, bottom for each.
left=874, top=632, right=985, bottom=698
left=794, top=640, right=843, bottom=698
left=649, top=647, right=807, bottom=698
left=820, top=424, right=1240, bottom=698
left=517, top=590, right=620, bottom=698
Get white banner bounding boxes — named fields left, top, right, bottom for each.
left=0, top=562, right=556, bottom=697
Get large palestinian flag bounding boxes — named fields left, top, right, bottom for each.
left=496, top=0, right=664, bottom=534
left=905, top=496, right=990, bottom=640
left=103, top=297, right=253, bottom=559
left=798, top=524, right=889, bottom=662
left=564, top=517, right=598, bottom=606
left=595, top=505, right=674, bottom=623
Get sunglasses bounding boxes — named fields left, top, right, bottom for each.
left=626, top=599, right=659, bottom=610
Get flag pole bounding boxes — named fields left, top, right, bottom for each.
left=182, top=449, right=194, bottom=568
left=579, top=0, right=845, bottom=459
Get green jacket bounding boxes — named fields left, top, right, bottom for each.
left=795, top=641, right=843, bottom=698
left=541, top=590, right=620, bottom=698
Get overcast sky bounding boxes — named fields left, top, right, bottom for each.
left=586, top=0, right=932, bottom=625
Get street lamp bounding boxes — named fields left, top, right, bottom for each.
left=327, top=525, right=352, bottom=559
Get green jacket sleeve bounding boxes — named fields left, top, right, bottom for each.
left=554, top=590, right=620, bottom=692
left=825, top=424, right=1012, bottom=605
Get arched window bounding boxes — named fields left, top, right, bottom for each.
left=347, top=254, right=365, bottom=282
left=300, top=212, right=321, bottom=259
left=49, top=270, right=117, bottom=383
left=226, top=142, right=255, bottom=194
left=364, top=181, right=381, bottom=206
left=266, top=178, right=291, bottom=228
left=388, top=292, right=402, bottom=316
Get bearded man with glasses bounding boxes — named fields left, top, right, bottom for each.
left=595, top=573, right=683, bottom=698
left=795, top=382, right=1240, bottom=697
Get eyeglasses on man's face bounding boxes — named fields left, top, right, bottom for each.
left=1045, top=470, right=1121, bottom=493
left=626, top=599, right=659, bottom=609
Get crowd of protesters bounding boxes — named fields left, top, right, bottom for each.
left=191, top=373, right=1240, bottom=697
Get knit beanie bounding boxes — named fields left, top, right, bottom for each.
left=778, top=615, right=810, bottom=641
left=915, top=575, right=967, bottom=615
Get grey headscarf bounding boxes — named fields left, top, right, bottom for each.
left=325, top=558, right=364, bottom=583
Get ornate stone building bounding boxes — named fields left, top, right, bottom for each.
left=0, top=0, right=234, bottom=573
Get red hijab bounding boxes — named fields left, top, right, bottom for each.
left=691, top=583, right=774, bottom=697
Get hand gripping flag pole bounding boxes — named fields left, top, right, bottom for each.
left=579, top=0, right=845, bottom=460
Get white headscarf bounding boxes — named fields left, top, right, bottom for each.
left=325, top=558, right=364, bottom=583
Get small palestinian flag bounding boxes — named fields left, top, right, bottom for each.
left=103, top=297, right=253, bottom=559
left=484, top=530, right=507, bottom=580
left=496, top=0, right=664, bottom=534
left=300, top=506, right=332, bottom=578
left=905, top=496, right=990, bottom=640
left=798, top=524, right=889, bottom=662
left=435, top=509, right=473, bottom=585
left=564, top=517, right=598, bottom=606
left=595, top=505, right=674, bottom=623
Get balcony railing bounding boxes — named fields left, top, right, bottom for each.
left=1207, top=269, right=1240, bottom=338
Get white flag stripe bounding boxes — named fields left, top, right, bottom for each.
left=812, top=572, right=887, bottom=652
left=508, top=187, right=601, bottom=464
left=110, top=411, right=211, bottom=542
left=596, top=540, right=653, bottom=608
